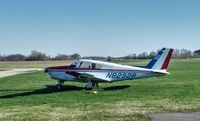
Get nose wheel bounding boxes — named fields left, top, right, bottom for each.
left=56, top=80, right=65, bottom=91
left=56, top=84, right=63, bottom=90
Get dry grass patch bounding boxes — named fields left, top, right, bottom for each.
left=107, top=98, right=200, bottom=117
left=0, top=105, right=88, bottom=121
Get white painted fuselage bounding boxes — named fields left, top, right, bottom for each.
left=45, top=48, right=173, bottom=90
left=46, top=59, right=164, bottom=83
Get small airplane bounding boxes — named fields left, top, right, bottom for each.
left=45, top=48, right=173, bottom=90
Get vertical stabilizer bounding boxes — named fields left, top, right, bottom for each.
left=146, top=48, right=173, bottom=71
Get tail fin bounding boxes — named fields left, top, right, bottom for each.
left=146, top=48, right=173, bottom=71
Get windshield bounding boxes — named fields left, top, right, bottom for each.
left=69, top=61, right=78, bottom=68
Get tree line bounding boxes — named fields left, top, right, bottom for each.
left=83, top=48, right=200, bottom=60
left=118, top=48, right=200, bottom=60
left=0, top=48, right=200, bottom=61
left=0, top=50, right=81, bottom=61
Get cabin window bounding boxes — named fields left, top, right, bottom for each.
left=79, top=62, right=91, bottom=68
left=102, top=65, right=113, bottom=69
left=95, top=64, right=103, bottom=69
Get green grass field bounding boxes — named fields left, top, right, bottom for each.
left=0, top=59, right=200, bottom=121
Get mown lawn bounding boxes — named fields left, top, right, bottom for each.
left=0, top=59, right=200, bottom=121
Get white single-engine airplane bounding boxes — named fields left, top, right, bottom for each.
left=45, top=48, right=173, bottom=90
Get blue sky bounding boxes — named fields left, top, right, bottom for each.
left=0, top=0, right=199, bottom=57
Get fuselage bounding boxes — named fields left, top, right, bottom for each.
left=45, top=59, right=164, bottom=83
left=45, top=48, right=173, bottom=90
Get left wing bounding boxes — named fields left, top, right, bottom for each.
left=65, top=71, right=109, bottom=82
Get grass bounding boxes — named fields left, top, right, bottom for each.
left=0, top=59, right=200, bottom=121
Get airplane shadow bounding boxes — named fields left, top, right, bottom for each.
left=0, top=85, right=84, bottom=99
left=0, top=85, right=130, bottom=99
left=103, top=85, right=130, bottom=91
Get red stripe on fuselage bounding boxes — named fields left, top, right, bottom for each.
left=161, top=49, right=173, bottom=69
left=47, top=66, right=151, bottom=72
left=48, top=66, right=75, bottom=70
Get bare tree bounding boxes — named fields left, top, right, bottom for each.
left=26, top=50, right=49, bottom=61
left=149, top=51, right=156, bottom=59
left=0, top=55, right=7, bottom=61
left=6, top=54, right=26, bottom=61
left=180, top=49, right=193, bottom=58
left=54, top=54, right=70, bottom=60
left=70, top=53, right=81, bottom=60
left=138, top=52, right=148, bottom=59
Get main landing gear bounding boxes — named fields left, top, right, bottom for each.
left=55, top=80, right=99, bottom=91
left=56, top=80, right=65, bottom=91
left=85, top=80, right=99, bottom=90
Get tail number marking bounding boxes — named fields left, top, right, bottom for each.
left=106, top=72, right=136, bottom=79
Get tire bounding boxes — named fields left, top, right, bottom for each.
left=56, top=84, right=63, bottom=91
left=85, top=84, right=93, bottom=90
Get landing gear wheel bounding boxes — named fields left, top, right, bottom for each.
left=56, top=84, right=63, bottom=91
left=85, top=81, right=93, bottom=90
left=56, top=80, right=65, bottom=91
left=85, top=85, right=93, bottom=90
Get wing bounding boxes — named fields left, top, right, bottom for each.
left=65, top=71, right=109, bottom=82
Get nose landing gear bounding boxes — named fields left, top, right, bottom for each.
left=56, top=80, right=65, bottom=91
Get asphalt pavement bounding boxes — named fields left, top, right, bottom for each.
left=0, top=68, right=42, bottom=78
left=148, top=112, right=200, bottom=121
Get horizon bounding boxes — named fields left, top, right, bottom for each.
left=0, top=0, right=200, bottom=56
left=0, top=48, right=197, bottom=58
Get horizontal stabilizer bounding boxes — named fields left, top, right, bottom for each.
left=151, top=69, right=170, bottom=74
